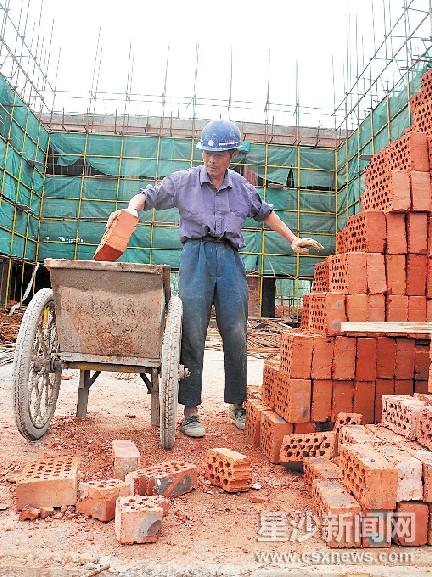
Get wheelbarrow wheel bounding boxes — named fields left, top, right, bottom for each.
left=13, top=288, right=61, bottom=441
left=159, top=295, right=182, bottom=449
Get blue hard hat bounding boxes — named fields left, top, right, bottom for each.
left=196, top=120, right=241, bottom=151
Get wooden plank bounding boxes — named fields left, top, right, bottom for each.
left=340, top=322, right=432, bottom=334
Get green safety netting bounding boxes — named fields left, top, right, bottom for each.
left=336, top=57, right=432, bottom=228
left=0, top=74, right=49, bottom=260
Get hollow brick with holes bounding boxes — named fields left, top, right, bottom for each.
left=300, top=294, right=310, bottom=330
left=205, top=448, right=251, bottom=492
left=279, top=431, right=336, bottom=463
left=76, top=479, right=130, bottom=522
left=346, top=212, right=386, bottom=253
left=245, top=399, right=272, bottom=446
left=279, top=332, right=314, bottom=378
left=416, top=406, right=432, bottom=451
left=259, top=411, right=293, bottom=464
left=311, top=478, right=361, bottom=548
left=312, top=259, right=330, bottom=293
left=303, top=457, right=342, bottom=487
left=262, top=357, right=279, bottom=409
left=375, top=379, right=395, bottom=422
left=115, top=496, right=164, bottom=544
left=307, top=293, right=346, bottom=335
left=374, top=444, right=423, bottom=502
left=389, top=131, right=430, bottom=172
left=15, top=456, right=79, bottom=510
left=126, top=461, right=197, bottom=498
left=339, top=443, right=398, bottom=510
left=381, top=395, right=425, bottom=439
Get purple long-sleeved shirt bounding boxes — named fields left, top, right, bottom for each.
left=140, top=165, right=273, bottom=250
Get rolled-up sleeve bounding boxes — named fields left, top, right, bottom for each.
left=247, top=183, right=273, bottom=222
left=140, top=174, right=177, bottom=210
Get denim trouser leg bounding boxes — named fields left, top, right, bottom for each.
left=213, top=247, right=248, bottom=405
left=178, top=240, right=248, bottom=407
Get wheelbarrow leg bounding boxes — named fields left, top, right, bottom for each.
left=150, top=367, right=160, bottom=427
left=77, top=370, right=101, bottom=419
left=77, top=370, right=90, bottom=419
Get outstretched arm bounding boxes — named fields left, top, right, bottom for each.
left=264, top=211, right=324, bottom=254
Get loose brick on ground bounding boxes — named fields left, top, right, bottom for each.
left=303, top=457, right=342, bottom=487
left=126, top=460, right=197, bottom=497
left=112, top=440, right=140, bottom=480
left=76, top=479, right=129, bottom=522
left=115, top=496, right=165, bottom=544
left=16, top=456, right=79, bottom=510
left=374, top=444, right=423, bottom=502
left=205, top=448, right=251, bottom=492
left=260, top=411, right=293, bottom=464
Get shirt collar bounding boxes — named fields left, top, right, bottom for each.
left=199, top=165, right=232, bottom=189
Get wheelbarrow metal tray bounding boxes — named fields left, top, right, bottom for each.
left=44, top=259, right=166, bottom=365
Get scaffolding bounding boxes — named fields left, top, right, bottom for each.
left=0, top=0, right=432, bottom=315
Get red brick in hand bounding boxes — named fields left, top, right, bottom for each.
left=94, top=210, right=139, bottom=262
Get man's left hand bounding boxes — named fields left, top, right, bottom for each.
left=291, top=237, right=324, bottom=254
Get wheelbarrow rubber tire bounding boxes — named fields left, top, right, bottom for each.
left=13, top=288, right=61, bottom=441
left=159, top=295, right=182, bottom=449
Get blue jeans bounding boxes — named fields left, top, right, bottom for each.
left=178, top=239, right=248, bottom=407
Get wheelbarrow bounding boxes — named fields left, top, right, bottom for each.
left=12, top=259, right=187, bottom=449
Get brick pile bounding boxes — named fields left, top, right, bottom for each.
left=15, top=440, right=203, bottom=545
left=255, top=68, right=432, bottom=451
left=299, top=394, right=432, bottom=548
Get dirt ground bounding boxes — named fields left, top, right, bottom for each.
left=1, top=349, right=432, bottom=577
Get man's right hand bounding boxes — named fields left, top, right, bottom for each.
left=128, top=192, right=146, bottom=212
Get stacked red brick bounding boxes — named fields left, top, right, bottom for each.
left=252, top=67, right=432, bottom=465
left=304, top=393, right=432, bottom=548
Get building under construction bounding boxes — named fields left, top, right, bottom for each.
left=1, top=0, right=430, bottom=317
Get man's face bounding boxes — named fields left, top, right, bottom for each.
left=202, top=150, right=233, bottom=181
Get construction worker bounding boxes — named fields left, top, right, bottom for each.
left=127, top=120, right=323, bottom=438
